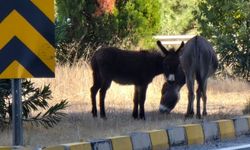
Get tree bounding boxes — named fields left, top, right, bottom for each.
left=55, top=0, right=161, bottom=64
left=116, top=0, right=161, bottom=47
left=159, top=0, right=198, bottom=35
left=0, top=79, right=68, bottom=129
left=196, top=0, right=250, bottom=80
left=56, top=0, right=122, bottom=64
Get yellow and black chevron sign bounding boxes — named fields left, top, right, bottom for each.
left=0, top=0, right=55, bottom=78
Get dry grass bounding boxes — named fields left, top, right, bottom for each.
left=0, top=62, right=250, bottom=147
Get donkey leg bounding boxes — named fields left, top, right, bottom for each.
left=132, top=86, right=139, bottom=119
left=91, top=85, right=99, bottom=117
left=90, top=72, right=101, bottom=117
left=201, top=79, right=208, bottom=116
left=196, top=86, right=202, bottom=119
left=99, top=80, right=111, bottom=119
left=138, top=85, right=148, bottom=120
left=196, top=74, right=203, bottom=119
left=185, top=75, right=195, bottom=118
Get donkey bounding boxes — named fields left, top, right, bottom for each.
left=90, top=44, right=184, bottom=120
left=157, top=36, right=218, bottom=118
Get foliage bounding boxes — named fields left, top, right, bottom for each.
left=196, top=0, right=250, bottom=80
left=56, top=0, right=119, bottom=64
left=116, top=0, right=161, bottom=46
left=55, top=0, right=161, bottom=64
left=0, top=79, right=68, bottom=129
left=95, top=0, right=116, bottom=16
left=159, top=0, right=198, bottom=35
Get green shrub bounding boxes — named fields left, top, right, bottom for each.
left=196, top=0, right=250, bottom=80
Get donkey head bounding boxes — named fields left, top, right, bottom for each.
left=157, top=40, right=184, bottom=83
left=159, top=64, right=185, bottom=113
left=159, top=82, right=180, bottom=113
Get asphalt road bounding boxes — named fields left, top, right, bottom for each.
left=171, top=135, right=250, bottom=150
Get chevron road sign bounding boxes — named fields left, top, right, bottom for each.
left=0, top=0, right=55, bottom=146
left=0, top=0, right=55, bottom=78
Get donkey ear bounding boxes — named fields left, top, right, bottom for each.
left=157, top=40, right=169, bottom=55
left=176, top=41, right=185, bottom=54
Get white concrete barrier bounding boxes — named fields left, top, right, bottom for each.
left=167, top=127, right=186, bottom=146
left=130, top=132, right=152, bottom=150
left=202, top=121, right=219, bottom=141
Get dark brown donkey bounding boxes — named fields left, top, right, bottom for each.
left=90, top=44, right=184, bottom=120
left=158, top=36, right=218, bottom=118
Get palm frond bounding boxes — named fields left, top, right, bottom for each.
left=23, top=100, right=68, bottom=128
left=0, top=79, right=69, bottom=129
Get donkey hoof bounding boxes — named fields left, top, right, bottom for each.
left=100, top=115, right=107, bottom=120
left=100, top=113, right=107, bottom=119
left=139, top=115, right=146, bottom=120
left=132, top=113, right=138, bottom=119
left=92, top=111, right=97, bottom=117
left=202, top=112, right=207, bottom=116
left=196, top=114, right=202, bottom=119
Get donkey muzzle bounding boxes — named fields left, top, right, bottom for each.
left=159, top=104, right=171, bottom=113
left=168, top=74, right=175, bottom=82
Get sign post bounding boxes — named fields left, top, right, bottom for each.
left=0, top=0, right=55, bottom=146
left=11, top=79, right=23, bottom=146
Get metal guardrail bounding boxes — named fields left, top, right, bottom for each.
left=153, top=35, right=195, bottom=45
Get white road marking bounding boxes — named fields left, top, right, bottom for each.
left=213, top=144, right=250, bottom=150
